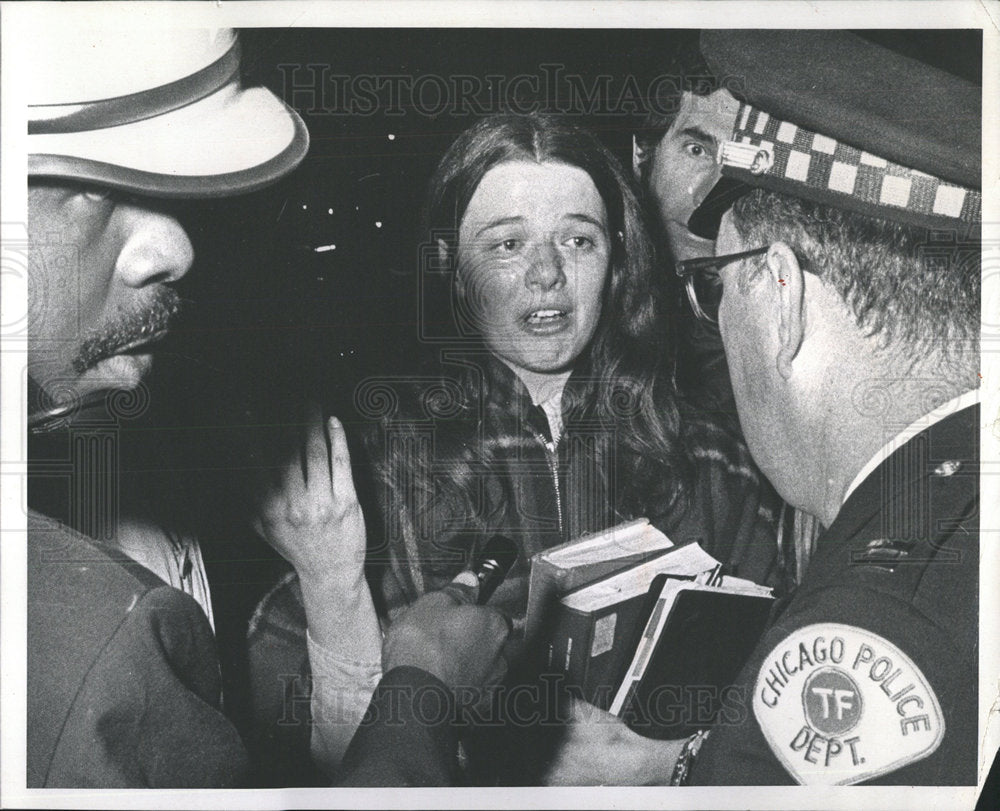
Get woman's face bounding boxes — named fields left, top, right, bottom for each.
left=456, top=160, right=611, bottom=377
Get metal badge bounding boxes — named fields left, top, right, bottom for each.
left=720, top=140, right=774, bottom=175
left=932, top=460, right=962, bottom=477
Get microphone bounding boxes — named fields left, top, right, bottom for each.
left=469, top=535, right=519, bottom=605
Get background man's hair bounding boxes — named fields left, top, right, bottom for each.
left=633, top=34, right=719, bottom=153
left=730, top=188, right=980, bottom=375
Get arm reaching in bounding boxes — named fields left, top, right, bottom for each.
left=382, top=573, right=509, bottom=691
left=540, top=697, right=686, bottom=786
left=338, top=576, right=511, bottom=786
left=254, top=404, right=382, bottom=772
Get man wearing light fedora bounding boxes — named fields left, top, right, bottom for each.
left=25, top=24, right=508, bottom=788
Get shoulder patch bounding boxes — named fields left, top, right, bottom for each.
left=752, top=623, right=944, bottom=785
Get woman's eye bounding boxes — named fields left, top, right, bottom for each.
left=566, top=236, right=593, bottom=249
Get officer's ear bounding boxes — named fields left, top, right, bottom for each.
left=763, top=241, right=806, bottom=381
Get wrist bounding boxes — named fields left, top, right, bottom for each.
left=300, top=576, right=380, bottom=654
left=296, top=557, right=368, bottom=596
left=296, top=559, right=370, bottom=612
left=625, top=734, right=689, bottom=786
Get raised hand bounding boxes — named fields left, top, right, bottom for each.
left=254, top=402, right=378, bottom=652
left=255, top=403, right=365, bottom=585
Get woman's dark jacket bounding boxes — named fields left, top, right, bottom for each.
left=367, top=354, right=781, bottom=634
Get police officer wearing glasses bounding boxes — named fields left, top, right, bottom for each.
left=678, top=29, right=982, bottom=787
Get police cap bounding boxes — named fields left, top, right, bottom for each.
left=695, top=30, right=981, bottom=233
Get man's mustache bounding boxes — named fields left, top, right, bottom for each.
left=72, top=288, right=182, bottom=374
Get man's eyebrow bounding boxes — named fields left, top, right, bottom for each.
left=677, top=126, right=718, bottom=148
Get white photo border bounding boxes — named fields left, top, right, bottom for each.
left=2, top=2, right=997, bottom=809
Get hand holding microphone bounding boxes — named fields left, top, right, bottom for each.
left=441, top=534, right=520, bottom=606
left=381, top=536, right=518, bottom=700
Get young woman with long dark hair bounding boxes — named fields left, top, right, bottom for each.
left=366, top=112, right=776, bottom=632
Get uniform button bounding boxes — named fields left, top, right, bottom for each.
left=933, top=460, right=962, bottom=477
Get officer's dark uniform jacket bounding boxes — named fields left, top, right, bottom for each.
left=691, top=402, right=979, bottom=785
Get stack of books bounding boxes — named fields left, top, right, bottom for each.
left=526, top=518, right=774, bottom=739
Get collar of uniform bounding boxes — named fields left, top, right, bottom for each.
left=841, top=387, right=981, bottom=506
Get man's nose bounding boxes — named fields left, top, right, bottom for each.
left=114, top=206, right=194, bottom=287
left=525, top=242, right=565, bottom=291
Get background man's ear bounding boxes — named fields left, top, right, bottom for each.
left=764, top=241, right=806, bottom=381
left=632, top=136, right=650, bottom=180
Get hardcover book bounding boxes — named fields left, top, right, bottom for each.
left=528, top=519, right=774, bottom=737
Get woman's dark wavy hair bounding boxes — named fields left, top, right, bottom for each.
left=368, top=113, right=692, bottom=572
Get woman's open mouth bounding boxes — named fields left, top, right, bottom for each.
left=522, top=308, right=571, bottom=333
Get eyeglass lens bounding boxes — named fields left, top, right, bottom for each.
left=686, top=271, right=723, bottom=323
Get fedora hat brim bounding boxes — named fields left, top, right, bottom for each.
left=28, top=79, right=309, bottom=198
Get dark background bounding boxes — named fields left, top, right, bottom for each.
left=165, top=27, right=984, bottom=432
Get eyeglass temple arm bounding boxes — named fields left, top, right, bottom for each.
left=674, top=246, right=769, bottom=277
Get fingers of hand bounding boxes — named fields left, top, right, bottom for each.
left=450, top=606, right=511, bottom=683
left=255, top=471, right=306, bottom=535
left=396, top=594, right=509, bottom=645
left=413, top=590, right=456, bottom=614
left=484, top=606, right=512, bottom=645
left=257, top=488, right=331, bottom=528
left=302, top=401, right=331, bottom=488
left=278, top=442, right=309, bottom=505
left=439, top=575, right=479, bottom=606
left=267, top=408, right=362, bottom=529
left=328, top=416, right=359, bottom=504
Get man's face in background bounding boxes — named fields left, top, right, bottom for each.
left=636, top=88, right=739, bottom=260
left=28, top=182, right=193, bottom=405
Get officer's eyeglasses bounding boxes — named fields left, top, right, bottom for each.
left=675, top=246, right=769, bottom=324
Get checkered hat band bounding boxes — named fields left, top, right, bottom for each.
left=721, top=103, right=981, bottom=225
